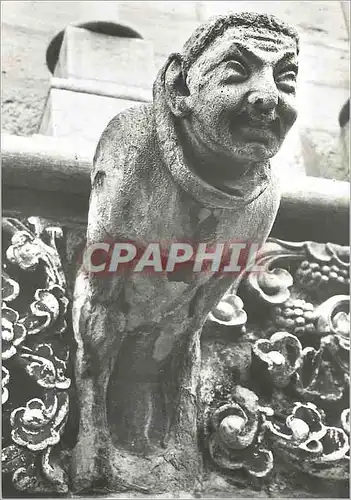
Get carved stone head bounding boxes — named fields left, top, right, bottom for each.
left=162, top=12, right=299, bottom=172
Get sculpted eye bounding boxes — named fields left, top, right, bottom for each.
left=223, top=59, right=248, bottom=83
left=276, top=68, right=297, bottom=93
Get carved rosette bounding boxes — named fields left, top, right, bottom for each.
left=204, top=238, right=349, bottom=485
left=208, top=386, right=274, bottom=478
left=2, top=217, right=70, bottom=494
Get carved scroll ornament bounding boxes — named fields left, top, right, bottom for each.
left=2, top=217, right=70, bottom=494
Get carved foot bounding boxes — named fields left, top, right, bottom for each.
left=71, top=435, right=200, bottom=494
left=108, top=446, right=200, bottom=494
left=70, top=435, right=116, bottom=493
left=71, top=439, right=152, bottom=494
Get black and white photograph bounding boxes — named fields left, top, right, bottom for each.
left=1, top=1, right=350, bottom=498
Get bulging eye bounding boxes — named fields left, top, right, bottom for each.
left=276, top=69, right=297, bottom=93
left=223, top=59, right=248, bottom=83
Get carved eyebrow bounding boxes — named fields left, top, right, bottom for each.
left=227, top=42, right=263, bottom=64
left=203, top=44, right=298, bottom=76
left=202, top=44, right=251, bottom=76
left=231, top=44, right=298, bottom=71
left=276, top=53, right=299, bottom=74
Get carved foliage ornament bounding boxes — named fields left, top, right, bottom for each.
left=2, top=224, right=350, bottom=493
left=2, top=217, right=70, bottom=494
left=206, top=238, right=349, bottom=482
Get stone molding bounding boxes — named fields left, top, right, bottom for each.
left=50, top=76, right=152, bottom=103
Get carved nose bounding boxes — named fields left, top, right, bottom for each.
left=248, top=91, right=278, bottom=114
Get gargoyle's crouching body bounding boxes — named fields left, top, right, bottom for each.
left=71, top=12, right=299, bottom=494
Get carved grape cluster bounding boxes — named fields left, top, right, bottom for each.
left=273, top=299, right=316, bottom=336
left=295, top=260, right=349, bottom=289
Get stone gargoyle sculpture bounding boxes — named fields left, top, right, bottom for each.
left=72, top=12, right=300, bottom=494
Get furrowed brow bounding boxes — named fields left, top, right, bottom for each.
left=202, top=43, right=297, bottom=76
left=202, top=43, right=259, bottom=76
left=227, top=42, right=262, bottom=64
left=276, top=52, right=298, bottom=73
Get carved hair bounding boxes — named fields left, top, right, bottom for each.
left=182, top=11, right=299, bottom=73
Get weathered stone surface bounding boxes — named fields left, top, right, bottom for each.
left=55, top=26, right=155, bottom=89
left=300, top=128, right=349, bottom=181
left=2, top=5, right=350, bottom=499
left=40, top=87, right=138, bottom=142
left=70, top=12, right=301, bottom=495
left=1, top=22, right=52, bottom=136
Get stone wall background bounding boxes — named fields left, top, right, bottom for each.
left=1, top=1, right=350, bottom=179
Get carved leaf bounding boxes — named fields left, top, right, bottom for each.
left=10, top=390, right=69, bottom=452
left=20, top=285, right=68, bottom=336
left=12, top=465, right=39, bottom=492
left=211, top=403, right=256, bottom=450
left=203, top=237, right=349, bottom=485
left=209, top=294, right=247, bottom=328
left=2, top=274, right=20, bottom=303
left=208, top=386, right=274, bottom=477
left=6, top=231, right=42, bottom=271
left=318, top=427, right=349, bottom=462
left=1, top=444, right=35, bottom=475
left=19, top=344, right=70, bottom=390
left=2, top=305, right=27, bottom=360
left=295, top=337, right=346, bottom=401
left=2, top=366, right=10, bottom=404
left=267, top=401, right=349, bottom=473
left=2, top=217, right=70, bottom=495
left=253, top=331, right=302, bottom=388
left=315, top=295, right=349, bottom=337
left=249, top=267, right=293, bottom=304
left=341, top=409, right=350, bottom=436
left=268, top=402, right=325, bottom=444
left=4, top=218, right=66, bottom=289
left=240, top=446, right=274, bottom=478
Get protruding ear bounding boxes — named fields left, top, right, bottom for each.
left=162, top=53, right=191, bottom=118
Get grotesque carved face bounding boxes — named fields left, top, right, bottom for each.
left=180, top=25, right=298, bottom=165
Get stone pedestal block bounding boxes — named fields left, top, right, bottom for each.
left=55, top=25, right=155, bottom=90
left=39, top=87, right=138, bottom=144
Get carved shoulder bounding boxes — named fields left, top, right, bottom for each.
left=92, top=103, right=155, bottom=182
left=87, top=103, right=160, bottom=244
left=249, top=169, right=281, bottom=246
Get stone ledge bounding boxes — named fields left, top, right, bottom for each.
left=50, top=76, right=152, bottom=102
left=2, top=133, right=349, bottom=244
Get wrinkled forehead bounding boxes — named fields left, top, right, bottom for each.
left=224, top=25, right=296, bottom=52
left=193, top=25, right=298, bottom=70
